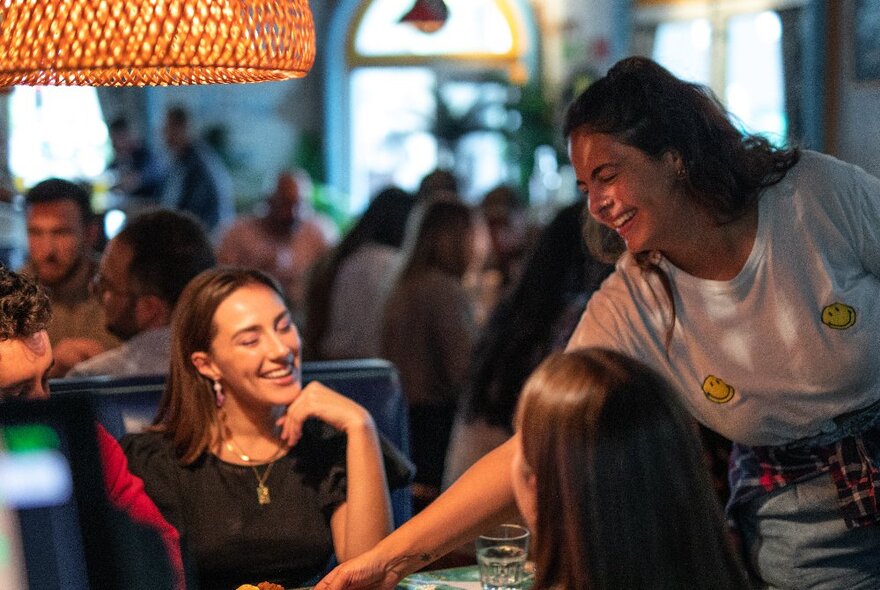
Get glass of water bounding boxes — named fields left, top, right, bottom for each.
left=476, top=524, right=530, bottom=590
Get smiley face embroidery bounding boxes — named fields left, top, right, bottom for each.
left=821, top=302, right=856, bottom=330
left=702, top=375, right=735, bottom=404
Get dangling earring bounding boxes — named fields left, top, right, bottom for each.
left=213, top=380, right=225, bottom=408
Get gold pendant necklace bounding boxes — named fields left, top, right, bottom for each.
left=222, top=430, right=285, bottom=505
left=252, top=462, right=274, bottom=505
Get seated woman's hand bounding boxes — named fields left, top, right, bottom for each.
left=277, top=381, right=375, bottom=446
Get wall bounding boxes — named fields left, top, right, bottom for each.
left=834, top=0, right=880, bottom=179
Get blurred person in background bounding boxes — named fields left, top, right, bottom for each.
left=217, top=170, right=333, bottom=325
left=303, top=186, right=414, bottom=360
left=68, top=209, right=215, bottom=377
left=22, top=177, right=120, bottom=376
left=381, top=200, right=477, bottom=509
left=160, top=105, right=234, bottom=234
left=443, top=200, right=613, bottom=489
left=107, top=115, right=164, bottom=204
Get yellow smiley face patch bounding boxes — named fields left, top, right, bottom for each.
left=821, top=302, right=856, bottom=330
left=702, top=375, right=735, bottom=404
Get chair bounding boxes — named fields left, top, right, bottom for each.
left=49, top=374, right=166, bottom=440
left=49, top=358, right=414, bottom=527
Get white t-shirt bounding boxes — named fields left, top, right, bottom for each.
left=568, top=151, right=880, bottom=446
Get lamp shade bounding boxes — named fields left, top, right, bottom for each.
left=0, top=1, right=316, bottom=86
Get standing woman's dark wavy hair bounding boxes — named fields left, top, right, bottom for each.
left=515, top=349, right=749, bottom=590
left=563, top=56, right=799, bottom=347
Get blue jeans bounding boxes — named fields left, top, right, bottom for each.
left=737, top=470, right=880, bottom=589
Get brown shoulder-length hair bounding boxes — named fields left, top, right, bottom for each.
left=515, top=349, right=748, bottom=590
left=399, top=200, right=475, bottom=281
left=151, top=267, right=286, bottom=464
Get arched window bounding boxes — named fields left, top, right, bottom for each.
left=8, top=87, right=109, bottom=192
left=326, top=0, right=537, bottom=213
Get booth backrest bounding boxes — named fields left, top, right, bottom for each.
left=49, top=374, right=165, bottom=439
left=49, top=358, right=413, bottom=526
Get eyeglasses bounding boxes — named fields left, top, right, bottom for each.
left=89, top=273, right=139, bottom=299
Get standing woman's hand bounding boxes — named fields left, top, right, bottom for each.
left=276, top=381, right=375, bottom=446
left=319, top=548, right=410, bottom=590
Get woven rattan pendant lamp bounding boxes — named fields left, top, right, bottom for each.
left=0, top=0, right=316, bottom=86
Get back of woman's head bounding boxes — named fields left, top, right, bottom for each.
left=301, top=186, right=413, bottom=359
left=360, top=187, right=415, bottom=249
left=463, top=201, right=611, bottom=428
left=515, top=349, right=747, bottom=590
left=564, top=56, right=798, bottom=259
left=156, top=266, right=285, bottom=463
left=401, top=200, right=474, bottom=279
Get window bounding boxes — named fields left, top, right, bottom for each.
left=639, top=0, right=799, bottom=145
left=8, top=87, right=110, bottom=191
left=327, top=0, right=534, bottom=213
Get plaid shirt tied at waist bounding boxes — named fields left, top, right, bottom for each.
left=727, top=402, right=880, bottom=529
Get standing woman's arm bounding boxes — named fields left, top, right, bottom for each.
left=319, top=436, right=521, bottom=590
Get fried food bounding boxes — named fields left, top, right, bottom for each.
left=235, top=582, right=284, bottom=590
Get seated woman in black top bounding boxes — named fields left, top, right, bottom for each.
left=123, top=268, right=396, bottom=590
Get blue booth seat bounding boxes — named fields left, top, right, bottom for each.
left=50, top=358, right=414, bottom=527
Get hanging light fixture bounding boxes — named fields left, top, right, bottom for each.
left=398, top=0, right=449, bottom=34
left=0, top=0, right=316, bottom=87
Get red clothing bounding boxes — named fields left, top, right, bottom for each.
left=97, top=424, right=185, bottom=589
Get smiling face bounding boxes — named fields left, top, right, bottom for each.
left=569, top=130, right=689, bottom=256
left=194, top=284, right=302, bottom=411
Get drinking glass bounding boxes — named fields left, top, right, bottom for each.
left=475, top=524, right=530, bottom=590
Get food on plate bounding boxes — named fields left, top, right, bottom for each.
left=235, top=582, right=284, bottom=590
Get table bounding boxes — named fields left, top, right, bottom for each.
left=398, top=566, right=483, bottom=590
left=398, top=564, right=534, bottom=590
left=289, top=564, right=534, bottom=590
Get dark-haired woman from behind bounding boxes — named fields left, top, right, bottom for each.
left=381, top=200, right=477, bottom=503
left=303, top=186, right=414, bottom=360
left=512, top=348, right=748, bottom=590
left=443, top=199, right=612, bottom=488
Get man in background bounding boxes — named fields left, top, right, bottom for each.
left=160, top=105, right=234, bottom=234
left=0, top=265, right=184, bottom=588
left=107, top=116, right=164, bottom=204
left=23, top=178, right=119, bottom=375
left=217, top=170, right=333, bottom=324
left=68, top=209, right=216, bottom=377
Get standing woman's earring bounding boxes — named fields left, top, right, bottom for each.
left=213, top=380, right=225, bottom=407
